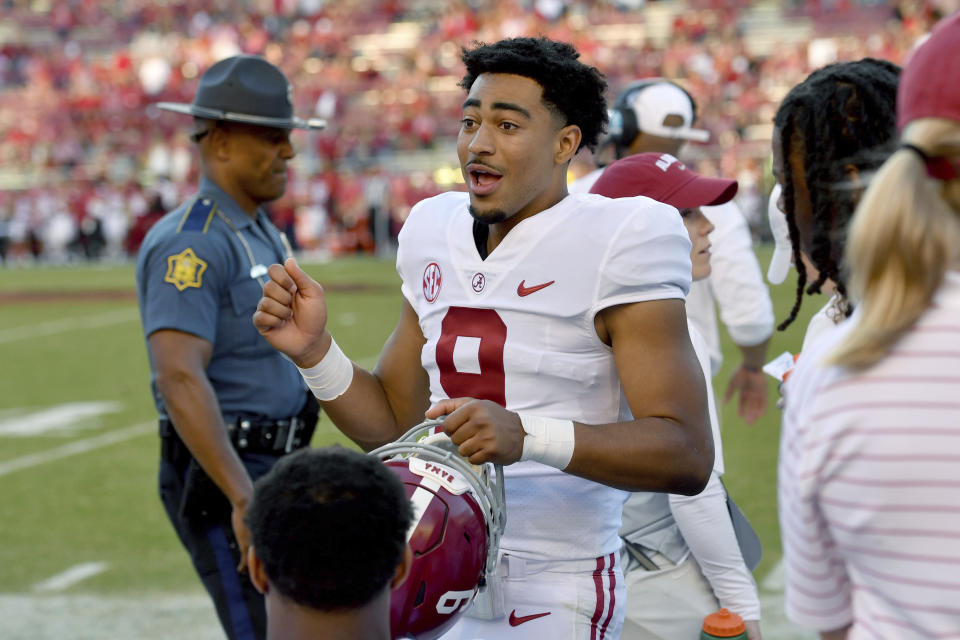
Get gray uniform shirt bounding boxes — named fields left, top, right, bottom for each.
left=135, top=178, right=306, bottom=422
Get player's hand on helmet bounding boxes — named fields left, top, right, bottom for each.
left=426, top=398, right=525, bottom=465
left=253, top=258, right=332, bottom=367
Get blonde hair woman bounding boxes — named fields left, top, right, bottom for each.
left=777, top=13, right=960, bottom=640
left=831, top=114, right=960, bottom=367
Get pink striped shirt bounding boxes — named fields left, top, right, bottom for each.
left=779, top=271, right=960, bottom=640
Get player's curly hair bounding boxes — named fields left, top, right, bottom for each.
left=773, top=58, right=900, bottom=330
left=246, top=446, right=412, bottom=611
left=459, top=36, right=608, bottom=152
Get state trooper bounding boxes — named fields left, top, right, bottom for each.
left=135, top=55, right=325, bottom=640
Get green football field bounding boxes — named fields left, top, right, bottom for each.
left=0, top=249, right=819, bottom=624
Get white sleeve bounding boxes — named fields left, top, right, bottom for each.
left=396, top=239, right=415, bottom=308
left=688, top=322, right=723, bottom=474
left=701, top=202, right=774, bottom=347
left=396, top=195, right=436, bottom=307
left=592, top=198, right=691, bottom=316
left=669, top=473, right=761, bottom=622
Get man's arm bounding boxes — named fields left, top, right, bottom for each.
left=429, top=298, right=713, bottom=495
left=572, top=297, right=714, bottom=493
left=149, top=329, right=254, bottom=571
left=253, top=258, right=430, bottom=450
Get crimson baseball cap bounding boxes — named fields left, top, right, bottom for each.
left=897, top=11, right=960, bottom=132
left=589, top=153, right=738, bottom=209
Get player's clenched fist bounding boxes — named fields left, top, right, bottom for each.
left=253, top=258, right=332, bottom=367
left=427, top=398, right=525, bottom=466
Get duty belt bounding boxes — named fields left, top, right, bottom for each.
left=230, top=416, right=311, bottom=454
left=159, top=415, right=313, bottom=456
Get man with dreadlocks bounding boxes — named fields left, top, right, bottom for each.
left=770, top=58, right=900, bottom=353
left=770, top=55, right=900, bottom=636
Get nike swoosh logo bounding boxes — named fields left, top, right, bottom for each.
left=517, top=280, right=555, bottom=297
left=509, top=610, right=552, bottom=626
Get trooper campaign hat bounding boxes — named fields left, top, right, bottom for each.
left=157, top=55, right=326, bottom=130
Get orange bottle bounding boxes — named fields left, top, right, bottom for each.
left=700, top=608, right=748, bottom=639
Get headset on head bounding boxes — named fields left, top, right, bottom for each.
left=608, top=78, right=699, bottom=149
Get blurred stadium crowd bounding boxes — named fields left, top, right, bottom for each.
left=0, top=0, right=952, bottom=264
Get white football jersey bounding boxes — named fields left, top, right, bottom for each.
left=397, top=191, right=692, bottom=562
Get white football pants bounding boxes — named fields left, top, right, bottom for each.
left=439, top=552, right=625, bottom=640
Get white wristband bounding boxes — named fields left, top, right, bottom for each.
left=518, top=414, right=575, bottom=470
left=297, top=337, right=354, bottom=401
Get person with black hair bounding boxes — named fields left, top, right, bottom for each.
left=771, top=58, right=900, bottom=346
left=255, top=36, right=713, bottom=639
left=245, top=446, right=413, bottom=640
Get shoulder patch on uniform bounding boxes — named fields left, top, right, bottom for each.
left=164, top=247, right=208, bottom=291
left=176, top=197, right=218, bottom=234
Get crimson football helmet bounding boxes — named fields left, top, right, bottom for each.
left=371, top=420, right=506, bottom=640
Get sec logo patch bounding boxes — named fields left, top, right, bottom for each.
left=423, top=262, right=442, bottom=303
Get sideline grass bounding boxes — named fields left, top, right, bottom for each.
left=0, top=250, right=819, bottom=594
left=0, top=258, right=399, bottom=593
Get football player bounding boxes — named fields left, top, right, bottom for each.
left=255, top=36, right=713, bottom=639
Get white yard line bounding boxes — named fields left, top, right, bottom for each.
left=33, top=563, right=109, bottom=593
left=0, top=593, right=224, bottom=640
left=0, top=422, right=154, bottom=478
left=0, top=402, right=123, bottom=437
left=0, top=308, right=139, bottom=344
left=0, top=357, right=376, bottom=476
